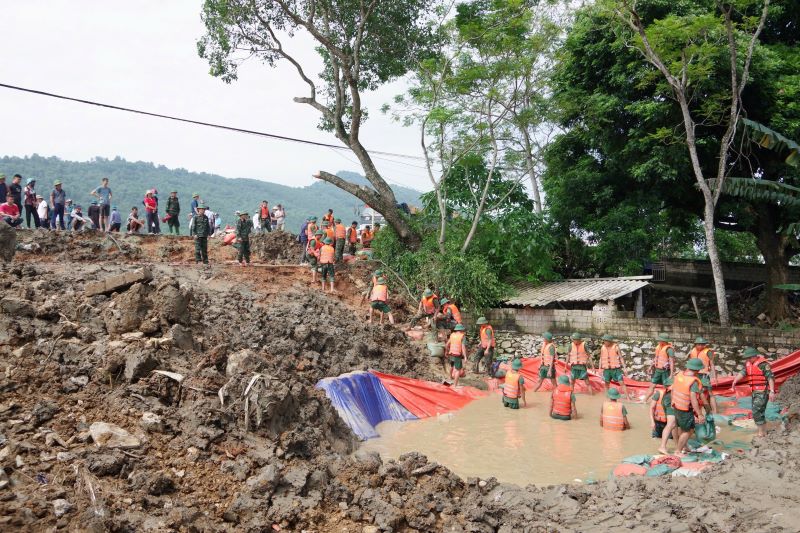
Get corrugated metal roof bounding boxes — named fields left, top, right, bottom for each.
left=505, top=276, right=651, bottom=307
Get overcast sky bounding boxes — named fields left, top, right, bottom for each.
left=0, top=0, right=430, bottom=190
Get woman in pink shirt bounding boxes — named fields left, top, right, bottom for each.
left=143, top=191, right=158, bottom=234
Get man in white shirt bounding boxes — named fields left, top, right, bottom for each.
left=36, top=195, right=48, bottom=227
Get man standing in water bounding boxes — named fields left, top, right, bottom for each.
left=533, top=332, right=558, bottom=392
left=568, top=332, right=594, bottom=395
left=501, top=358, right=526, bottom=409
left=600, top=387, right=630, bottom=431
left=550, top=375, right=577, bottom=421
left=731, top=347, right=776, bottom=438
left=688, top=336, right=718, bottom=415
left=645, top=333, right=675, bottom=402
left=671, top=359, right=706, bottom=454
left=598, top=334, right=629, bottom=398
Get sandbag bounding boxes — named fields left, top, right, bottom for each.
left=223, top=233, right=236, bottom=245
left=405, top=329, right=425, bottom=341
left=695, top=415, right=717, bottom=443
left=672, top=462, right=713, bottom=477
left=622, top=454, right=653, bottom=466
left=651, top=455, right=682, bottom=469
left=427, top=343, right=445, bottom=358
left=612, top=464, right=647, bottom=477
left=646, top=464, right=678, bottom=477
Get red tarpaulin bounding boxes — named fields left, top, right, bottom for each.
left=371, top=371, right=487, bottom=418
left=499, top=349, right=800, bottom=400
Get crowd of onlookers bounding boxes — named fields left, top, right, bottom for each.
left=0, top=173, right=288, bottom=237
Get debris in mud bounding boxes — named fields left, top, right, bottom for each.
left=0, top=222, right=16, bottom=262
left=250, top=231, right=302, bottom=263
left=84, top=266, right=152, bottom=296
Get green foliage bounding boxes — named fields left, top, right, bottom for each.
left=0, top=155, right=421, bottom=231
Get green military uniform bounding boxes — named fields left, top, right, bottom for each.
left=738, top=360, right=774, bottom=426
left=334, top=220, right=346, bottom=262
left=166, top=194, right=180, bottom=234
left=674, top=380, right=701, bottom=431
left=191, top=209, right=211, bottom=264
left=539, top=341, right=557, bottom=379
left=236, top=214, right=254, bottom=264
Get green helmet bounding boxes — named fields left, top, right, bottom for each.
left=440, top=298, right=450, bottom=305
left=454, top=324, right=466, bottom=331
left=542, top=332, right=553, bottom=340
left=557, top=375, right=570, bottom=385
left=376, top=277, right=386, bottom=284
left=511, top=358, right=522, bottom=370
left=656, top=333, right=671, bottom=342
left=607, top=387, right=621, bottom=400
left=686, top=358, right=705, bottom=371
left=571, top=332, right=582, bottom=340
left=323, top=237, right=333, bottom=244
left=476, top=317, right=488, bottom=325
left=601, top=334, right=615, bottom=341
left=694, top=336, right=709, bottom=345
left=423, top=289, right=433, bottom=297
left=742, top=347, right=760, bottom=357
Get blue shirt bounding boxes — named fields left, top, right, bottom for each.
left=94, top=186, right=112, bottom=205
left=190, top=199, right=199, bottom=215
left=51, top=188, right=66, bottom=205
left=110, top=210, right=121, bottom=224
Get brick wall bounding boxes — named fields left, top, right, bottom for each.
left=483, top=307, right=800, bottom=350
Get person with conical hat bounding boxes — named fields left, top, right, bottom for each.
left=599, top=334, right=629, bottom=398
left=731, top=347, right=776, bottom=438
left=601, top=387, right=629, bottom=431
left=368, top=277, right=395, bottom=325
left=550, top=375, right=577, bottom=421
left=645, top=332, right=675, bottom=403
left=672, top=358, right=706, bottom=454
left=688, top=336, right=718, bottom=414
left=473, top=317, right=496, bottom=375
left=319, top=237, right=336, bottom=293
left=501, top=358, right=526, bottom=409
left=567, top=332, right=594, bottom=395
left=533, top=332, right=558, bottom=392
left=445, top=324, right=468, bottom=387
left=411, top=287, right=439, bottom=329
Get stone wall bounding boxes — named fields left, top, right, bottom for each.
left=484, top=307, right=800, bottom=350
left=492, top=332, right=793, bottom=380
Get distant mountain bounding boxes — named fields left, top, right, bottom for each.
left=0, top=155, right=423, bottom=231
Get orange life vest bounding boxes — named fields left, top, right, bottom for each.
left=306, top=223, right=317, bottom=240
left=323, top=213, right=333, bottom=224
left=671, top=371, right=701, bottom=411
left=653, top=393, right=667, bottom=423
left=347, top=227, right=358, bottom=243
left=654, top=343, right=673, bottom=369
left=361, top=230, right=373, bottom=243
left=503, top=370, right=521, bottom=399
left=600, top=344, right=622, bottom=369
left=443, top=303, right=462, bottom=324
left=569, top=341, right=588, bottom=365
left=334, top=223, right=346, bottom=239
left=260, top=206, right=270, bottom=219
left=319, top=244, right=335, bottom=264
left=745, top=356, right=769, bottom=392
left=421, top=295, right=437, bottom=314
left=540, top=341, right=555, bottom=366
left=602, top=401, right=626, bottom=431
left=551, top=384, right=572, bottom=417
left=448, top=331, right=465, bottom=356
left=370, top=284, right=388, bottom=302
left=479, top=324, right=496, bottom=349
left=689, top=347, right=711, bottom=374
left=324, top=227, right=334, bottom=241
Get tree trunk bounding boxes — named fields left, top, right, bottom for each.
left=703, top=202, right=731, bottom=326
left=753, top=208, right=790, bottom=321
left=314, top=171, right=421, bottom=249
left=521, top=130, right=542, bottom=213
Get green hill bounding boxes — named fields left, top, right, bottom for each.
left=0, top=155, right=423, bottom=231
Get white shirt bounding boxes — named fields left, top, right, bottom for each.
left=37, top=200, right=48, bottom=220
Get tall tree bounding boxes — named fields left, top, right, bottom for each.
left=198, top=0, right=441, bottom=248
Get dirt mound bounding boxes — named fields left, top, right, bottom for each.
left=15, top=229, right=141, bottom=262
left=250, top=231, right=302, bottom=263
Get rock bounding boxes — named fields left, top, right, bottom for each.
left=140, top=412, right=164, bottom=433
left=87, top=451, right=126, bottom=476
left=89, top=422, right=141, bottom=449
left=169, top=324, right=194, bottom=351
left=147, top=473, right=176, bottom=495
left=0, top=222, right=17, bottom=262
left=411, top=462, right=438, bottom=476
left=282, top=466, right=309, bottom=492
left=501, top=340, right=512, bottom=349
left=152, top=279, right=191, bottom=325
left=85, top=267, right=152, bottom=297
left=633, top=357, right=643, bottom=365
left=363, top=527, right=380, bottom=533
left=246, top=464, right=280, bottom=495
left=52, top=499, right=72, bottom=517
left=226, top=349, right=258, bottom=377
left=31, top=401, right=59, bottom=427
left=102, top=283, right=152, bottom=335
left=56, top=451, right=75, bottom=462
left=69, top=375, right=89, bottom=387
left=44, top=432, right=67, bottom=448
left=0, top=297, right=35, bottom=317
left=124, top=351, right=159, bottom=383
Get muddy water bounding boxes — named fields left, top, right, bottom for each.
left=361, top=392, right=749, bottom=486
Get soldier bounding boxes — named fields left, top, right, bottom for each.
left=236, top=211, right=254, bottom=266
left=166, top=190, right=181, bottom=235
left=191, top=203, right=211, bottom=265
left=333, top=218, right=347, bottom=262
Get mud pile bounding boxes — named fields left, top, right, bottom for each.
left=250, top=231, right=302, bottom=263
left=15, top=229, right=141, bottom=262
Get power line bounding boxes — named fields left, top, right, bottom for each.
left=0, top=82, right=426, bottom=161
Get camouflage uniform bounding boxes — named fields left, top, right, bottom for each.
left=166, top=196, right=181, bottom=234
left=191, top=213, right=211, bottom=264
left=740, top=361, right=775, bottom=426
left=236, top=217, right=254, bottom=264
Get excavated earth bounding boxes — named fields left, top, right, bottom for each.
left=2, top=231, right=800, bottom=532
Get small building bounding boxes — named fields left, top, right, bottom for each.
left=488, top=276, right=652, bottom=335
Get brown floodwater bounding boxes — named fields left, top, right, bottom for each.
left=361, top=391, right=750, bottom=486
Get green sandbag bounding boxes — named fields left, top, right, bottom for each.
left=711, top=414, right=731, bottom=424
left=737, top=396, right=753, bottom=409
left=687, top=438, right=702, bottom=450
left=622, top=454, right=653, bottom=465
left=646, top=464, right=677, bottom=477
left=695, top=415, right=717, bottom=443
left=765, top=401, right=784, bottom=421
left=683, top=450, right=725, bottom=463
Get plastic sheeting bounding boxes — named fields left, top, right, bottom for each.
left=371, top=371, right=487, bottom=418
left=316, top=371, right=417, bottom=440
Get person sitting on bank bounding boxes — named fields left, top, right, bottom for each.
left=731, top=347, right=776, bottom=438
left=550, top=375, right=577, bottom=421
left=568, top=332, right=594, bottom=395
left=533, top=331, right=558, bottom=392
left=601, top=387, right=630, bottom=431
left=501, top=358, right=526, bottom=409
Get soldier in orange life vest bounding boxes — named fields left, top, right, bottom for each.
left=473, top=317, right=496, bottom=375
left=501, top=358, right=526, bottom=409
left=568, top=332, right=594, bottom=395
left=411, top=288, right=439, bottom=329
left=438, top=298, right=463, bottom=330
left=360, top=225, right=374, bottom=248
left=368, top=277, right=395, bottom=325
left=731, top=347, right=776, bottom=437
left=346, top=221, right=359, bottom=255
left=306, top=217, right=318, bottom=241
left=672, top=358, right=706, bottom=454
left=598, top=334, right=629, bottom=398
left=550, top=375, right=577, bottom=420
left=322, top=209, right=334, bottom=225
left=308, top=229, right=324, bottom=284
left=645, top=332, right=675, bottom=403
left=318, top=237, right=336, bottom=293
left=601, top=387, right=630, bottom=431
left=533, top=331, right=558, bottom=392
left=333, top=218, right=347, bottom=262
left=321, top=220, right=335, bottom=242
left=688, top=336, right=718, bottom=414
left=656, top=377, right=680, bottom=454
left=445, top=324, right=468, bottom=387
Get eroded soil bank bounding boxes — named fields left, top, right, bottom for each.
left=1, top=231, right=799, bottom=532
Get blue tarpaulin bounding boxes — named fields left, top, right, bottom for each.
left=316, top=371, right=417, bottom=440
